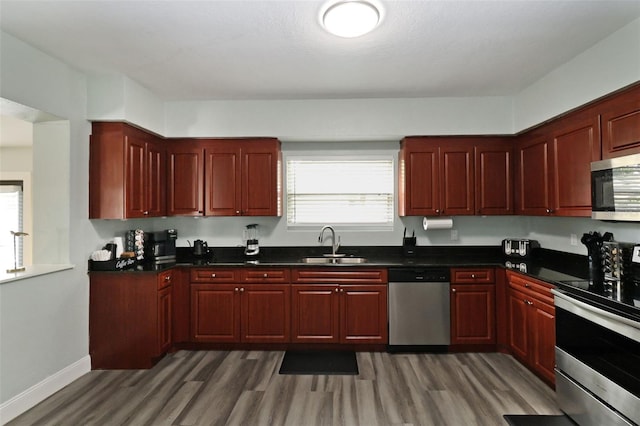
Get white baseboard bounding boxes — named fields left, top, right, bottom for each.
left=0, top=355, right=91, bottom=425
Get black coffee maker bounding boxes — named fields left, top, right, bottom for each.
left=580, top=231, right=613, bottom=286
left=144, top=229, right=178, bottom=264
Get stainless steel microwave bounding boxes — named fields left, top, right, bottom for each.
left=591, top=153, right=640, bottom=221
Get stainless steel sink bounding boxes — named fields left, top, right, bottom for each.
left=300, top=257, right=367, bottom=264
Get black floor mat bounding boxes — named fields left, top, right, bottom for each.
left=503, top=414, right=576, bottom=426
left=279, top=350, right=358, bottom=375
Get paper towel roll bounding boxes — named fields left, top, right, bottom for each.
left=113, top=237, right=124, bottom=258
left=423, top=216, right=453, bottom=230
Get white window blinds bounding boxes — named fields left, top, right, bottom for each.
left=286, top=158, right=394, bottom=226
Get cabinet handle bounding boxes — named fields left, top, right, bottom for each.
left=524, top=283, right=530, bottom=288
left=435, top=209, right=440, bottom=214
left=234, top=287, right=239, bottom=292
left=340, top=288, right=344, bottom=293
left=164, top=276, right=171, bottom=281
left=524, top=299, right=533, bottom=305
left=335, top=288, right=339, bottom=293
left=263, top=273, right=268, bottom=278
left=236, top=210, right=241, bottom=215
left=452, top=288, right=456, bottom=293
left=143, top=211, right=149, bottom=215
left=240, top=288, right=245, bottom=292
left=546, top=208, right=554, bottom=214
left=471, top=274, right=476, bottom=279
left=198, top=210, right=203, bottom=214
left=211, top=273, right=216, bottom=278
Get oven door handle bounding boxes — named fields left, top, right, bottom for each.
left=552, top=289, right=640, bottom=343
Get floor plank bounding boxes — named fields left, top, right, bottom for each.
left=7, top=351, right=561, bottom=426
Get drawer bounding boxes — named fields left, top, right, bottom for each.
left=240, top=268, right=290, bottom=283
left=451, top=268, right=495, bottom=284
left=157, top=270, right=173, bottom=289
left=190, top=268, right=238, bottom=283
left=506, top=270, right=554, bottom=304
left=292, top=268, right=388, bottom=284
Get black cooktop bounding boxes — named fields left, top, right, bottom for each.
left=555, top=278, right=640, bottom=322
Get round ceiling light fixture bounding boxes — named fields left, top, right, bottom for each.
left=322, top=1, right=380, bottom=38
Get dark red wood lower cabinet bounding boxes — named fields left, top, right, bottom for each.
left=450, top=284, right=496, bottom=345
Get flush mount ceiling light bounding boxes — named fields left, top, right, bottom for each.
left=322, top=1, right=380, bottom=38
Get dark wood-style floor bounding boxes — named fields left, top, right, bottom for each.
left=8, top=350, right=561, bottom=425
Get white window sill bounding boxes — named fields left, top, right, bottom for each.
left=0, top=264, right=75, bottom=285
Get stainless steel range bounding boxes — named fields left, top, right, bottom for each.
left=552, top=250, right=640, bottom=426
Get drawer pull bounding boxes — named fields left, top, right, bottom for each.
left=263, top=273, right=268, bottom=278
left=524, top=283, right=530, bottom=288
left=240, top=287, right=245, bottom=292
left=164, top=276, right=171, bottom=281
left=471, top=274, right=476, bottom=279
left=211, top=273, right=216, bottom=278
left=234, top=287, right=239, bottom=292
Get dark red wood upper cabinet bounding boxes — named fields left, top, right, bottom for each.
left=398, top=139, right=440, bottom=216
left=205, top=138, right=281, bottom=216
left=600, top=84, right=640, bottom=159
left=516, top=111, right=600, bottom=217
left=549, top=113, right=600, bottom=217
left=400, top=137, right=513, bottom=217
left=166, top=141, right=204, bottom=216
left=515, top=129, right=552, bottom=216
left=399, top=137, right=474, bottom=216
left=89, top=122, right=166, bottom=219
left=475, top=138, right=513, bottom=215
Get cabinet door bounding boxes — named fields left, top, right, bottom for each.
left=440, top=142, right=474, bottom=215
left=450, top=284, right=496, bottom=345
left=241, top=140, right=281, bottom=216
left=291, top=284, right=340, bottom=343
left=205, top=142, right=240, bottom=216
left=167, top=144, right=204, bottom=216
left=124, top=135, right=147, bottom=218
left=398, top=138, right=440, bottom=216
left=241, top=284, right=290, bottom=343
left=190, top=284, right=240, bottom=342
left=508, top=289, right=529, bottom=362
left=549, top=114, right=600, bottom=217
left=516, top=133, right=552, bottom=215
left=340, top=285, right=388, bottom=344
left=530, top=300, right=556, bottom=385
left=146, top=139, right=166, bottom=217
left=475, top=139, right=513, bottom=215
left=157, top=285, right=172, bottom=355
left=601, top=85, right=640, bottom=159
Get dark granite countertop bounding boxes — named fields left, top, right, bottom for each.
left=98, top=245, right=590, bottom=286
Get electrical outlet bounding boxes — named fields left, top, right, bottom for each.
left=451, top=229, right=459, bottom=241
left=570, top=234, right=578, bottom=246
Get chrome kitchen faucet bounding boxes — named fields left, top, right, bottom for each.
left=318, top=225, right=341, bottom=257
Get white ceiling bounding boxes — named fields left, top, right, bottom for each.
left=1, top=0, right=639, bottom=101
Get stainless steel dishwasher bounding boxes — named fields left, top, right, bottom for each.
left=388, top=267, right=450, bottom=351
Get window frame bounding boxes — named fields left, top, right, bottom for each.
left=284, top=152, right=396, bottom=231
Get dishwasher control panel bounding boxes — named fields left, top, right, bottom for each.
left=388, top=268, right=450, bottom=282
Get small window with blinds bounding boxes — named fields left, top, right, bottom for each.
left=0, top=181, right=24, bottom=268
left=286, top=157, right=394, bottom=227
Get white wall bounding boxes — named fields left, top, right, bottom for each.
left=163, top=96, right=514, bottom=140
left=514, top=17, right=640, bottom=131
left=0, top=30, right=92, bottom=421
left=31, top=121, right=70, bottom=264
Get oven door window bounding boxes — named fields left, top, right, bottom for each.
left=556, top=307, right=640, bottom=397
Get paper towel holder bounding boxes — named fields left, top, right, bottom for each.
left=423, top=216, right=454, bottom=230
